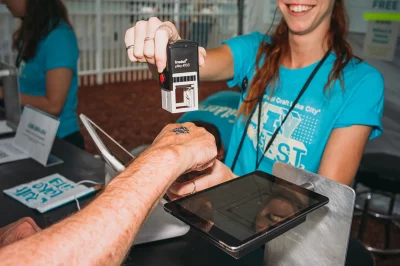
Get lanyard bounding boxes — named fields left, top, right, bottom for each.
left=231, top=48, right=332, bottom=172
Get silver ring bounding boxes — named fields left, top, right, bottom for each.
left=158, top=24, right=177, bottom=42
left=171, top=126, right=190, bottom=134
left=144, top=37, right=155, bottom=42
left=191, top=181, right=196, bottom=194
left=126, top=45, right=134, bottom=51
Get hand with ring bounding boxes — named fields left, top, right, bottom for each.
left=167, top=159, right=237, bottom=200
left=124, top=17, right=207, bottom=73
left=150, top=122, right=218, bottom=176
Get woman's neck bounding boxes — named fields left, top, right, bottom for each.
left=282, top=23, right=331, bottom=69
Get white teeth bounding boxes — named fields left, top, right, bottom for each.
left=289, top=5, right=312, bottom=13
left=270, top=214, right=284, bottom=223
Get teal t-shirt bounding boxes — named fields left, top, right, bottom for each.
left=177, top=91, right=240, bottom=153
left=223, top=32, right=385, bottom=176
left=18, top=22, right=80, bottom=138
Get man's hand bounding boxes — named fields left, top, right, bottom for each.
left=0, top=217, right=41, bottom=248
left=150, top=122, right=218, bottom=176
left=0, top=123, right=218, bottom=266
left=167, top=160, right=237, bottom=200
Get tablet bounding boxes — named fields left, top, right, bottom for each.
left=164, top=170, right=329, bottom=259
left=80, top=114, right=135, bottom=173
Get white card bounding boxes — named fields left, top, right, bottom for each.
left=0, top=137, right=29, bottom=164
left=3, top=173, right=95, bottom=213
left=13, top=105, right=60, bottom=166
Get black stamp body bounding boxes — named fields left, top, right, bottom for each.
left=159, top=40, right=199, bottom=113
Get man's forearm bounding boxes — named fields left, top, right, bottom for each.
left=0, top=148, right=181, bottom=266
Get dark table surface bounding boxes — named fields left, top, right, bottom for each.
left=0, top=138, right=106, bottom=228
left=0, top=138, right=264, bottom=265
left=361, top=153, right=400, bottom=177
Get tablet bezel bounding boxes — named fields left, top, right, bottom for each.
left=79, top=114, right=135, bottom=173
left=164, top=170, right=329, bottom=251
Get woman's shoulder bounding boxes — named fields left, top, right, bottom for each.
left=345, top=58, right=383, bottom=81
left=44, top=21, right=77, bottom=43
left=43, top=21, right=78, bottom=51
left=341, top=58, right=384, bottom=97
left=55, top=21, right=75, bottom=32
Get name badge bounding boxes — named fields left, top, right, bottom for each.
left=13, top=105, right=61, bottom=166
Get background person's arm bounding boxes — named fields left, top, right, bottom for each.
left=20, top=68, right=72, bottom=116
left=0, top=123, right=217, bottom=266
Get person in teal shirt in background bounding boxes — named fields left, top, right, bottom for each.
left=1, top=0, right=83, bottom=149
left=177, top=91, right=240, bottom=161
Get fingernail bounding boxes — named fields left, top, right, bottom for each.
left=156, top=61, right=164, bottom=73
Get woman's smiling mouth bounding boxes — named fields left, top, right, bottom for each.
left=287, top=4, right=315, bottom=16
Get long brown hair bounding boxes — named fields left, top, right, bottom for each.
left=239, top=0, right=356, bottom=116
left=13, top=0, right=72, bottom=66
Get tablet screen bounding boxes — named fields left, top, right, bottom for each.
left=165, top=171, right=328, bottom=246
left=90, top=119, right=134, bottom=166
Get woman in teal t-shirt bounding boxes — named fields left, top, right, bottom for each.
left=126, top=0, right=384, bottom=194
left=2, top=0, right=83, bottom=149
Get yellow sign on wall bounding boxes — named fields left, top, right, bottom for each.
left=364, top=12, right=400, bottom=21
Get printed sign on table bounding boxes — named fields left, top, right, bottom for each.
left=0, top=137, right=29, bottom=164
left=13, top=105, right=60, bottom=166
left=3, top=174, right=94, bottom=213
